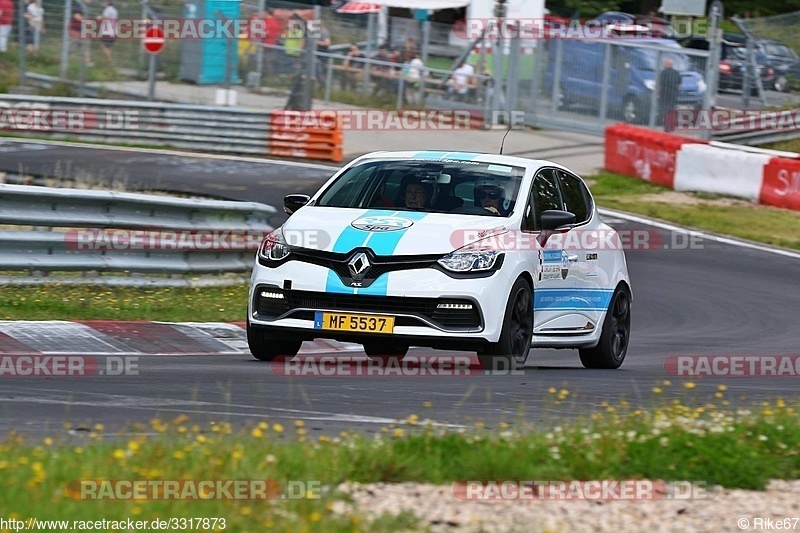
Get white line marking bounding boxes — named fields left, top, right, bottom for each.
left=0, top=138, right=339, bottom=171
left=0, top=389, right=467, bottom=427
left=599, top=207, right=800, bottom=260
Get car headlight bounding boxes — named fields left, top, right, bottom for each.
left=697, top=79, right=707, bottom=93
left=438, top=240, right=504, bottom=273
left=644, top=79, right=656, bottom=91
left=258, top=228, right=291, bottom=262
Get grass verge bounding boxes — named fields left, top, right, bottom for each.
left=1, top=395, right=798, bottom=530
left=588, top=172, right=800, bottom=250
left=764, top=138, right=800, bottom=154
left=0, top=284, right=247, bottom=322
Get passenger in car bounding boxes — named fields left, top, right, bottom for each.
left=474, top=178, right=512, bottom=216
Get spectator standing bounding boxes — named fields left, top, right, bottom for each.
left=446, top=60, right=475, bottom=101
left=658, top=57, right=681, bottom=132
left=315, top=21, right=330, bottom=82
left=98, top=0, right=117, bottom=62
left=341, top=43, right=364, bottom=91
left=24, top=0, right=43, bottom=52
left=283, top=21, right=304, bottom=73
left=261, top=8, right=280, bottom=74
left=72, top=0, right=92, bottom=65
left=402, top=51, right=425, bottom=105
left=0, top=0, right=14, bottom=53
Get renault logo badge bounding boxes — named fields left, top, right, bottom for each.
left=347, top=252, right=371, bottom=279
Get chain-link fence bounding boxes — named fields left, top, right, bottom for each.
left=15, top=2, right=730, bottom=137
left=16, top=1, right=473, bottom=101
left=513, top=38, right=710, bottom=134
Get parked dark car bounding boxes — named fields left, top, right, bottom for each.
left=683, top=34, right=775, bottom=94
left=753, top=39, right=800, bottom=92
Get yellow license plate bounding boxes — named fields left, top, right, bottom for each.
left=314, top=312, right=394, bottom=334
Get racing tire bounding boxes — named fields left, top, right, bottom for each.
left=578, top=286, right=631, bottom=369
left=478, top=278, right=533, bottom=372
left=364, top=342, right=408, bottom=362
left=247, top=321, right=302, bottom=361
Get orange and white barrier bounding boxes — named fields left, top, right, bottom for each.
left=268, top=110, right=343, bottom=163
left=605, top=124, right=800, bottom=211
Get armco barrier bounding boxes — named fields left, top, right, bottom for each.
left=0, top=183, right=276, bottom=286
left=761, top=157, right=800, bottom=211
left=604, top=124, right=707, bottom=189
left=0, top=95, right=343, bottom=163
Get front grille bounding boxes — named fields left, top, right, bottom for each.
left=260, top=290, right=481, bottom=330
left=291, top=249, right=439, bottom=282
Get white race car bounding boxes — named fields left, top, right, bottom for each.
left=248, top=151, right=632, bottom=369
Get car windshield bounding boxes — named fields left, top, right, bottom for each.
left=316, top=159, right=526, bottom=217
left=764, top=43, right=798, bottom=60
left=728, top=46, right=770, bottom=64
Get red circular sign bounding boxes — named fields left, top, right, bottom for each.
left=144, top=26, right=165, bottom=54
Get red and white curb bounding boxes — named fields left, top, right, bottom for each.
left=0, top=321, right=360, bottom=356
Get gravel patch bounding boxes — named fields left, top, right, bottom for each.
left=335, top=480, right=800, bottom=532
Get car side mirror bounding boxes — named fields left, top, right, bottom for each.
left=540, top=210, right=577, bottom=231
left=284, top=194, right=310, bottom=215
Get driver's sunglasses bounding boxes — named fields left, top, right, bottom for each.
left=475, top=190, right=501, bottom=200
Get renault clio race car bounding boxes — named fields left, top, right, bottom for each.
left=248, top=151, right=632, bottom=369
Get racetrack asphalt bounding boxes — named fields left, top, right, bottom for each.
left=0, top=140, right=799, bottom=438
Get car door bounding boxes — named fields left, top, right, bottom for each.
left=521, top=168, right=582, bottom=334
left=555, top=169, right=608, bottom=330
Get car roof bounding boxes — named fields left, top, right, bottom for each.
left=351, top=150, right=573, bottom=174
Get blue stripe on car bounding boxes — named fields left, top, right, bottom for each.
left=331, top=209, right=385, bottom=254
left=411, top=151, right=451, bottom=160
left=411, top=151, right=483, bottom=161
left=534, top=289, right=614, bottom=311
left=326, top=211, right=428, bottom=295
left=364, top=211, right=428, bottom=255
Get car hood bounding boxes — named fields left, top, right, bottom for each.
left=679, top=71, right=704, bottom=92
left=282, top=207, right=511, bottom=256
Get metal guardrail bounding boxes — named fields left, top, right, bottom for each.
left=0, top=183, right=275, bottom=287
left=709, top=107, right=800, bottom=146
left=0, top=95, right=343, bottom=162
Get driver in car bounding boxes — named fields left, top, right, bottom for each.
left=405, top=182, right=429, bottom=209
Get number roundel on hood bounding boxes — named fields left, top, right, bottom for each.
left=351, top=216, right=415, bottom=232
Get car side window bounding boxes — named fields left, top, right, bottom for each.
left=523, top=169, right=563, bottom=231
left=557, top=170, right=592, bottom=224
